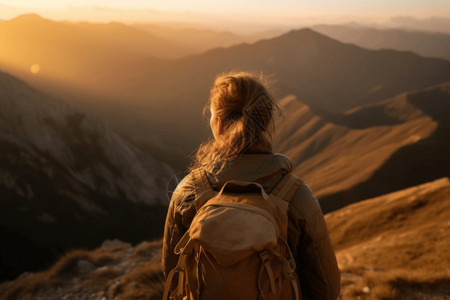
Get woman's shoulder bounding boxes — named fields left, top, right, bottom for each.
left=170, top=172, right=198, bottom=206
left=288, top=179, right=323, bottom=220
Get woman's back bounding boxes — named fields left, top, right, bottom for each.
left=162, top=153, right=340, bottom=299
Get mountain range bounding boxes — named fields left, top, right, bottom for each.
left=2, top=16, right=450, bottom=165
left=0, top=14, right=183, bottom=94
left=108, top=27, right=450, bottom=111
left=86, top=27, right=450, bottom=173
left=313, top=24, right=450, bottom=61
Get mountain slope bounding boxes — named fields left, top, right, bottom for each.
left=313, top=24, right=450, bottom=61
left=275, top=82, right=450, bottom=212
left=326, top=177, right=450, bottom=299
left=0, top=71, right=173, bottom=281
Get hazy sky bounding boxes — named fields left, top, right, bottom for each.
left=4, top=0, right=450, bottom=12
left=1, top=0, right=450, bottom=31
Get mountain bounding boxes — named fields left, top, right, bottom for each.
left=2, top=178, right=448, bottom=300
left=326, top=177, right=450, bottom=299
left=0, top=71, right=173, bottom=281
left=133, top=23, right=245, bottom=54
left=275, top=82, right=450, bottom=212
left=313, top=24, right=450, bottom=61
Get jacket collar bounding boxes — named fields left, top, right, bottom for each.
left=205, top=153, right=293, bottom=193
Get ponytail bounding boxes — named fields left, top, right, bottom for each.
left=189, top=72, right=281, bottom=174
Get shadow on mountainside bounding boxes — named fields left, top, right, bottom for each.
left=319, top=126, right=450, bottom=213
left=407, top=85, right=450, bottom=127
left=312, top=82, right=450, bottom=130
left=315, top=83, right=450, bottom=213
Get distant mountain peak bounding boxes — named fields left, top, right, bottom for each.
left=271, top=27, right=342, bottom=47
left=284, top=27, right=329, bottom=38
left=10, top=13, right=45, bottom=22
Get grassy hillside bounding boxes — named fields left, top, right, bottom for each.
left=326, top=177, right=450, bottom=299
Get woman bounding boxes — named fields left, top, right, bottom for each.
left=162, top=72, right=340, bottom=299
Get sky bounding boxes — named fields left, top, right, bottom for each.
left=1, top=0, right=450, bottom=32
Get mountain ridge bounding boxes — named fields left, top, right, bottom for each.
left=275, top=82, right=450, bottom=212
left=112, top=26, right=450, bottom=115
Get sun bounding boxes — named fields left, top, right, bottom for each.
left=30, top=64, right=40, bottom=74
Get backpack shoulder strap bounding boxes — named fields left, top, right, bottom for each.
left=190, top=168, right=211, bottom=192
left=271, top=173, right=303, bottom=203
left=190, top=168, right=216, bottom=210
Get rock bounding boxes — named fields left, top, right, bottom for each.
left=102, top=239, right=130, bottom=249
left=76, top=259, right=96, bottom=274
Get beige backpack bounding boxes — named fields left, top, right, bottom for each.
left=163, top=168, right=302, bottom=300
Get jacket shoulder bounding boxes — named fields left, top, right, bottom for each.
left=171, top=172, right=198, bottom=207
left=288, top=180, right=331, bottom=239
left=289, top=181, right=323, bottom=220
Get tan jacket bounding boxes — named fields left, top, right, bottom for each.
left=162, top=153, right=340, bottom=300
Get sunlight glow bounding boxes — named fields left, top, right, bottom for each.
left=30, top=64, right=40, bottom=74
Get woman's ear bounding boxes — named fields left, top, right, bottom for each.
left=216, top=118, right=224, bottom=135
left=211, top=117, right=224, bottom=140
left=210, top=108, right=222, bottom=139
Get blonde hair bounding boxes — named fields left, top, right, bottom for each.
left=189, top=71, right=281, bottom=174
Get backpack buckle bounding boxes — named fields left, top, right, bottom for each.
left=258, top=250, right=271, bottom=263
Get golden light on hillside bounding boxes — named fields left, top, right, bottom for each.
left=30, top=64, right=40, bottom=74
